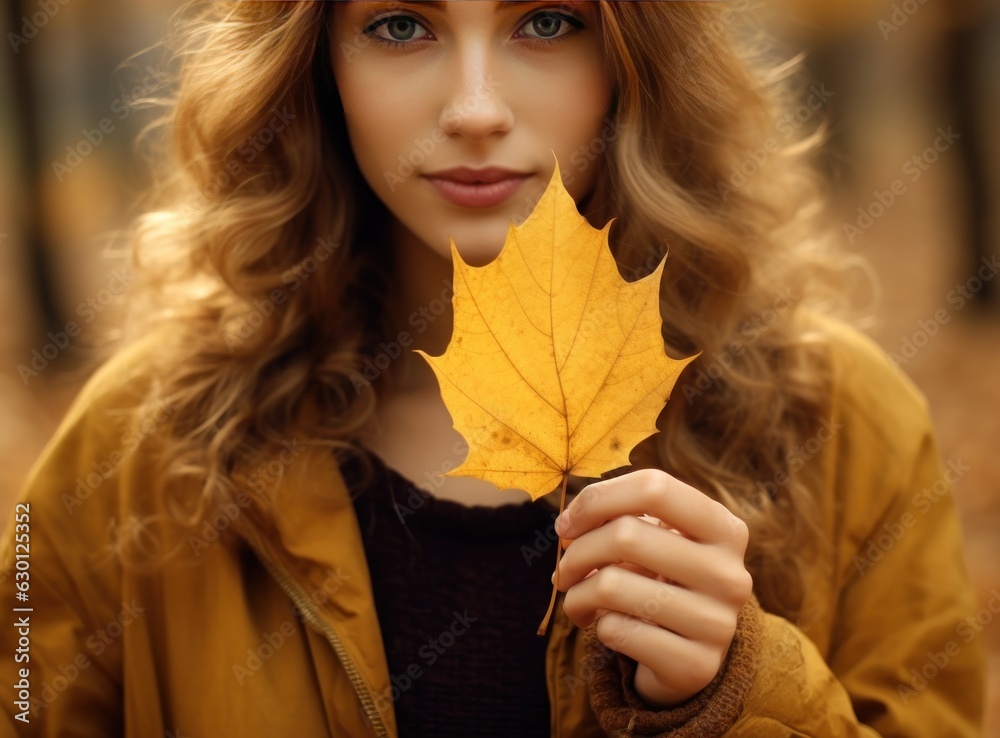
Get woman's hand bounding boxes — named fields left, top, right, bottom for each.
left=553, top=467, right=753, bottom=708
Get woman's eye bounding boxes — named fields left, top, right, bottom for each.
left=363, top=10, right=581, bottom=50
left=366, top=15, right=431, bottom=46
left=517, top=11, right=582, bottom=42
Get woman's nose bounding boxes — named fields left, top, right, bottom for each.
left=438, top=51, right=513, bottom=143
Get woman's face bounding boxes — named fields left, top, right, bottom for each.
left=330, top=1, right=615, bottom=267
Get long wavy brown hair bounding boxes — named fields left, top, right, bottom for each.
left=96, top=0, right=863, bottom=627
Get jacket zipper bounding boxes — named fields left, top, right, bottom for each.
left=247, top=535, right=390, bottom=738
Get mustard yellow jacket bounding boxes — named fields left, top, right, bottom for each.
left=0, top=312, right=986, bottom=737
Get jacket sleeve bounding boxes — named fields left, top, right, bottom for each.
left=0, top=371, right=133, bottom=736
left=582, top=329, right=985, bottom=736
left=583, top=592, right=763, bottom=736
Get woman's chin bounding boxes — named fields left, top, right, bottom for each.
left=428, top=225, right=512, bottom=268
left=452, top=242, right=505, bottom=268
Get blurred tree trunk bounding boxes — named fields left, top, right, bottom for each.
left=7, top=0, right=64, bottom=339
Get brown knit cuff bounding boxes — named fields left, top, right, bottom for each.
left=584, top=593, right=763, bottom=737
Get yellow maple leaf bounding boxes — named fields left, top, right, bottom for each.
left=414, top=154, right=696, bottom=499
left=413, top=153, right=697, bottom=634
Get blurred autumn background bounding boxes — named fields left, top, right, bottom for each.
left=1, top=0, right=998, bottom=730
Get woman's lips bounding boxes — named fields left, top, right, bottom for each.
left=424, top=174, right=532, bottom=208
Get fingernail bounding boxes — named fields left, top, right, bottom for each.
left=551, top=569, right=556, bottom=584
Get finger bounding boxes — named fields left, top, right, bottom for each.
left=590, top=611, right=724, bottom=704
left=562, top=565, right=736, bottom=645
left=558, top=560, right=663, bottom=590
left=614, top=560, right=661, bottom=580
left=557, top=468, right=748, bottom=550
left=557, top=514, right=732, bottom=595
left=637, top=516, right=685, bottom=544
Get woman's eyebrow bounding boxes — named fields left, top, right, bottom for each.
left=347, top=1, right=556, bottom=11
left=391, top=1, right=448, bottom=8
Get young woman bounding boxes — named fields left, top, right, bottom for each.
left=1, top=2, right=986, bottom=736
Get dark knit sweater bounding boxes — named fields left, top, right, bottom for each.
left=340, top=448, right=563, bottom=737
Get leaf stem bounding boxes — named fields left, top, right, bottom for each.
left=536, top=471, right=570, bottom=636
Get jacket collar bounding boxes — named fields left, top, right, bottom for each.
left=228, top=429, right=398, bottom=736
left=227, top=400, right=586, bottom=737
